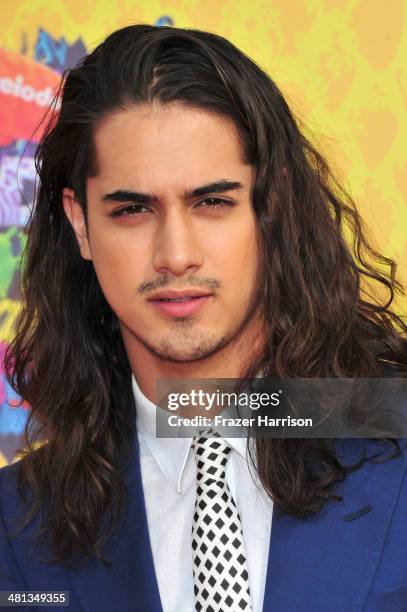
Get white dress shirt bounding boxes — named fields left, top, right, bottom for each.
left=132, top=374, right=273, bottom=612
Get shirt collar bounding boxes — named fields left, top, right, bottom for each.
left=132, top=373, right=248, bottom=493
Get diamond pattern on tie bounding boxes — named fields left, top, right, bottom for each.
left=191, top=429, right=252, bottom=612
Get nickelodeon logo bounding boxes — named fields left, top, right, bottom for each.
left=0, top=74, right=60, bottom=109
left=0, top=49, right=61, bottom=144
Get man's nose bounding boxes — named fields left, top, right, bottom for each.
left=152, top=208, right=204, bottom=276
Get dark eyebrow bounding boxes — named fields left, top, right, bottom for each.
left=101, top=179, right=244, bottom=205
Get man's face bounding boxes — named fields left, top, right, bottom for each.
left=63, top=102, right=262, bottom=363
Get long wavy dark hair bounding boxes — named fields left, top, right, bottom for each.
left=4, top=24, right=407, bottom=569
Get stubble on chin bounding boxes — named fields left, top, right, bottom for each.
left=150, top=327, right=229, bottom=363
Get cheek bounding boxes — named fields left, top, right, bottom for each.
left=88, top=230, right=146, bottom=299
left=210, top=222, right=259, bottom=286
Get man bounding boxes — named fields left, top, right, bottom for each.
left=1, top=24, right=407, bottom=612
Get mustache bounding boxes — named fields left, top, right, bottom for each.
left=137, top=275, right=221, bottom=295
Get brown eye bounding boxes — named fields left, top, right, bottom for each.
left=197, top=198, right=233, bottom=208
left=110, top=205, right=150, bottom=217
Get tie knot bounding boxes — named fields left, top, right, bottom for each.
left=191, top=429, right=232, bottom=484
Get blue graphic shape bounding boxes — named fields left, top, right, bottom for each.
left=0, top=377, right=28, bottom=436
left=34, top=28, right=87, bottom=72
left=155, top=16, right=174, bottom=27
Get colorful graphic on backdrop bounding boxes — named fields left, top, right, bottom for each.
left=0, top=15, right=175, bottom=465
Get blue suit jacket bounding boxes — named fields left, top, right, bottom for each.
left=1, top=435, right=406, bottom=612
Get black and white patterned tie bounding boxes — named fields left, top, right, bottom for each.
left=191, top=429, right=252, bottom=612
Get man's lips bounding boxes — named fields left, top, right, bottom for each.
left=147, top=290, right=213, bottom=317
left=148, top=289, right=213, bottom=300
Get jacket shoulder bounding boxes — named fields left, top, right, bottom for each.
left=0, top=460, right=26, bottom=589
left=367, top=438, right=407, bottom=594
left=0, top=459, right=23, bottom=489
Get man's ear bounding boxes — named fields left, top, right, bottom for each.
left=62, top=188, right=92, bottom=261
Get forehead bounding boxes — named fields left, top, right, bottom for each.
left=90, top=103, right=250, bottom=191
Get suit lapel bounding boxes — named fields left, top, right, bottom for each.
left=262, top=439, right=406, bottom=612
left=68, top=432, right=163, bottom=612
